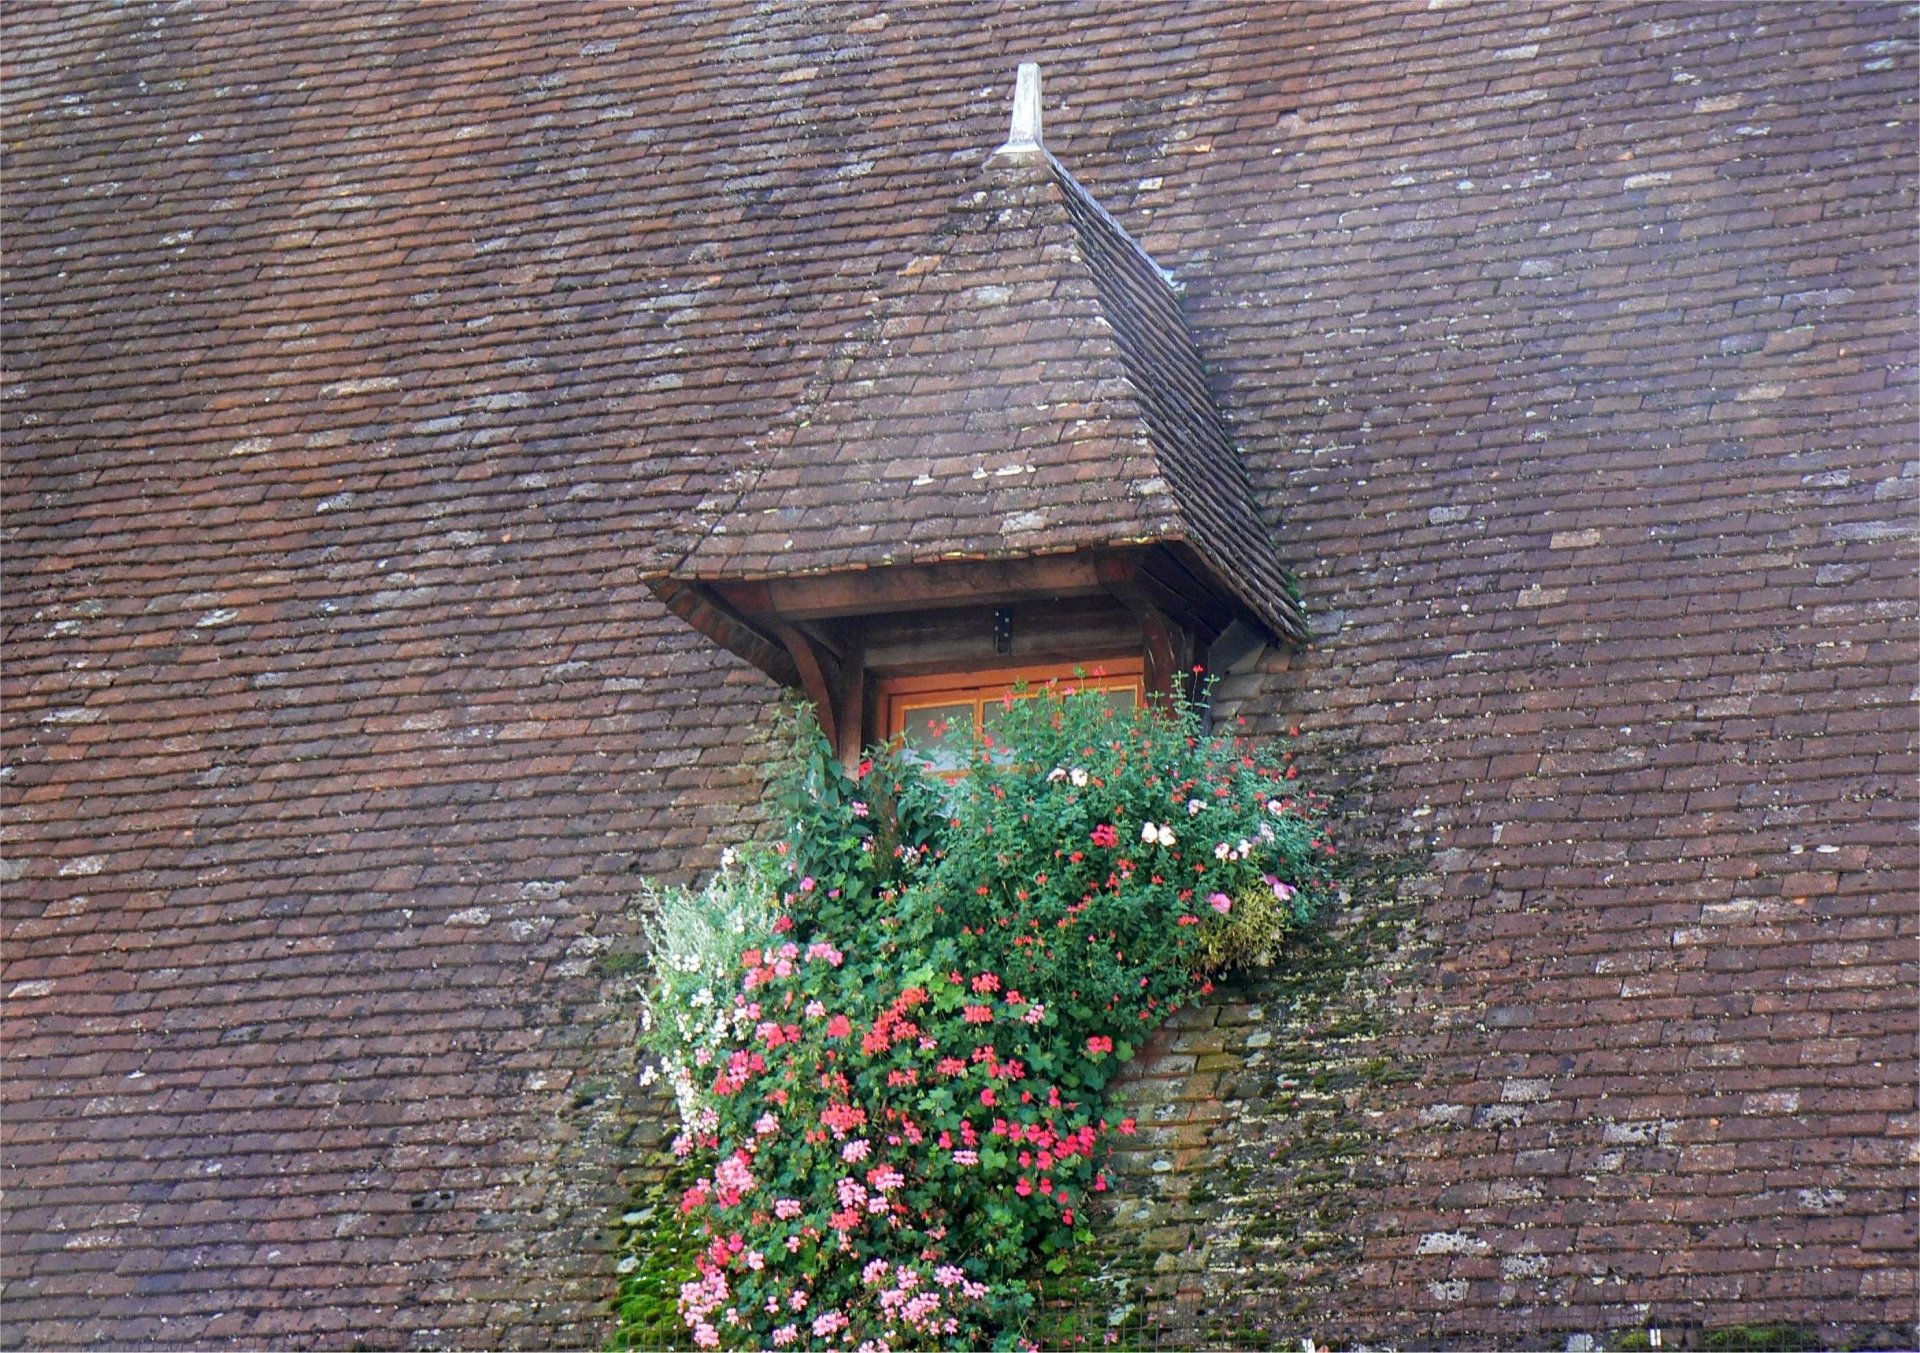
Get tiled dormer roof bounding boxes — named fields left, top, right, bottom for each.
left=661, top=76, right=1307, bottom=644
left=1048, top=161, right=1308, bottom=645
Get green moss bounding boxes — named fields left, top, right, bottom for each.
left=1041, top=844, right=1428, bottom=1348
left=597, top=949, right=651, bottom=977
left=1702, top=1326, right=1824, bottom=1352
left=1609, top=1325, right=1826, bottom=1353
left=607, top=1158, right=700, bottom=1351
left=1024, top=1237, right=1150, bottom=1353
left=572, top=1078, right=614, bottom=1109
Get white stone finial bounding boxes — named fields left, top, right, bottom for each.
left=999, top=62, right=1043, bottom=154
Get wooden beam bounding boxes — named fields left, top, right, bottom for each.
left=770, top=622, right=843, bottom=754
left=860, top=597, right=1139, bottom=678
left=716, top=553, right=1109, bottom=622
left=1096, top=555, right=1199, bottom=705
left=648, top=578, right=799, bottom=687
left=832, top=624, right=867, bottom=770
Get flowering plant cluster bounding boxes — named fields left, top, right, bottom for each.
left=636, top=686, right=1335, bottom=1350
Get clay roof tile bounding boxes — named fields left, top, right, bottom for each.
left=659, top=64, right=1306, bottom=643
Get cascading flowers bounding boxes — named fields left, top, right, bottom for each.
left=634, top=685, right=1336, bottom=1350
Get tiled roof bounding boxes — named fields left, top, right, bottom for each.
left=2, top=3, right=1913, bottom=1350
left=1048, top=161, right=1306, bottom=642
left=675, top=152, right=1180, bottom=574
left=669, top=90, right=1307, bottom=641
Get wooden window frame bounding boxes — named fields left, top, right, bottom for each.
left=877, top=658, right=1145, bottom=777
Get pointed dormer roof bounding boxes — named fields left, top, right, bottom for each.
left=649, top=65, right=1306, bottom=688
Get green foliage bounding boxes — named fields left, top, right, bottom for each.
left=1610, top=1326, right=1824, bottom=1352
left=767, top=700, right=949, bottom=939
left=610, top=1167, right=703, bottom=1351
left=624, top=685, right=1337, bottom=1350
left=1702, top=1326, right=1824, bottom=1352
left=637, top=846, right=783, bottom=1138
left=937, top=688, right=1331, bottom=1030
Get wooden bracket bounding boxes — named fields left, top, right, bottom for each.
left=771, top=622, right=867, bottom=769
left=1097, top=554, right=1198, bottom=705
left=1136, top=605, right=1198, bottom=704
left=648, top=579, right=798, bottom=687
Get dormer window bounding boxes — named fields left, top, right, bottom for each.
left=880, top=658, right=1145, bottom=779
left=644, top=65, right=1306, bottom=766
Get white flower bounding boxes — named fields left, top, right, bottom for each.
left=1047, top=767, right=1068, bottom=783
left=1187, top=798, right=1205, bottom=816
left=1158, top=824, right=1176, bottom=847
left=1141, top=821, right=1160, bottom=844
left=719, top=845, right=738, bottom=870
left=1268, top=799, right=1286, bottom=817
left=1237, top=839, right=1252, bottom=858
left=1069, top=768, right=1089, bottom=787
left=1213, top=842, right=1232, bottom=860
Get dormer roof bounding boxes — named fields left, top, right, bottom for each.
left=648, top=65, right=1307, bottom=683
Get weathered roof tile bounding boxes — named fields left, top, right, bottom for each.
left=4, top=4, right=1912, bottom=1349
left=663, top=84, right=1305, bottom=639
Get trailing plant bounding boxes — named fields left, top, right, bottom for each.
left=637, top=846, right=784, bottom=1140
left=628, top=684, right=1337, bottom=1350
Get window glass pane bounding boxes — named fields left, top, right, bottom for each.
left=980, top=682, right=1138, bottom=757
left=978, top=698, right=1020, bottom=763
left=897, top=701, right=974, bottom=774
left=880, top=663, right=1144, bottom=781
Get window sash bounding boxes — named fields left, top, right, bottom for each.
left=878, top=659, right=1144, bottom=779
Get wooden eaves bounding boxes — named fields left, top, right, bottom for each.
left=647, top=538, right=1277, bottom=763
